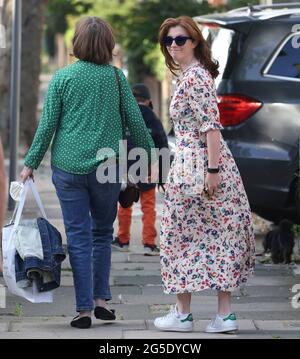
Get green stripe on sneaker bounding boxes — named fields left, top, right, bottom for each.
left=223, top=313, right=236, bottom=321
left=180, top=313, right=193, bottom=323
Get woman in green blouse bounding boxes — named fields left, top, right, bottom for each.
left=20, top=17, right=155, bottom=329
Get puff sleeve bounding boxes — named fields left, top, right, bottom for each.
left=186, top=69, right=223, bottom=133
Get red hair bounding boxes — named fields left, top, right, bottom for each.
left=159, top=16, right=219, bottom=78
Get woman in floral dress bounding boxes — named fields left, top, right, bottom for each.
left=154, top=16, right=255, bottom=333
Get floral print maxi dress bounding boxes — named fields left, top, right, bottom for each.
left=160, top=62, right=255, bottom=294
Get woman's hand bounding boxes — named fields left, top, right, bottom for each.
left=204, top=172, right=221, bottom=197
left=20, top=166, right=34, bottom=183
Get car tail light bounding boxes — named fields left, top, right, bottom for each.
left=217, top=94, right=262, bottom=126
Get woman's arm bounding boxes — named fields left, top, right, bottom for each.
left=186, top=69, right=223, bottom=196
left=205, top=129, right=221, bottom=196
left=24, top=73, right=62, bottom=171
left=21, top=73, right=62, bottom=182
left=206, top=129, right=221, bottom=168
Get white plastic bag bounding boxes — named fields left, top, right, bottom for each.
left=2, top=179, right=53, bottom=303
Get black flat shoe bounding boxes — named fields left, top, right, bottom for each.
left=94, top=306, right=116, bottom=320
left=70, top=315, right=92, bottom=329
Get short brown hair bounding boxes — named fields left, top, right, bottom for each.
left=72, top=17, right=115, bottom=65
left=159, top=16, right=219, bottom=78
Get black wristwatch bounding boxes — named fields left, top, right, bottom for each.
left=207, top=167, right=219, bottom=173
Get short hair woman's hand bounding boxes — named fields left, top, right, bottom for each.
left=20, top=166, right=34, bottom=183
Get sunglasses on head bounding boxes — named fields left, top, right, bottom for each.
left=163, top=35, right=193, bottom=47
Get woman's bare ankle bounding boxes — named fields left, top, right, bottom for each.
left=79, top=310, right=91, bottom=318
left=95, top=299, right=107, bottom=308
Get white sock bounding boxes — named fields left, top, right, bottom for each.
left=176, top=307, right=190, bottom=319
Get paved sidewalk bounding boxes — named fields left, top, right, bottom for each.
left=1, top=166, right=300, bottom=339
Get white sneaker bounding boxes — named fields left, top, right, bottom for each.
left=205, top=313, right=238, bottom=333
left=154, top=305, right=194, bottom=332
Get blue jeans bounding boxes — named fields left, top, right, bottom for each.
left=52, top=166, right=121, bottom=312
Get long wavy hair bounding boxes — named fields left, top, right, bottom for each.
left=159, top=16, right=219, bottom=78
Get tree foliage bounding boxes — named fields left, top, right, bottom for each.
left=49, top=0, right=263, bottom=82
left=47, top=0, right=92, bottom=33
left=46, top=0, right=92, bottom=57
left=89, top=0, right=213, bottom=82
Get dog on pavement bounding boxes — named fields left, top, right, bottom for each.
left=263, top=219, right=295, bottom=264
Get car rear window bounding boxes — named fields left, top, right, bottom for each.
left=200, top=24, right=240, bottom=86
left=264, top=33, right=300, bottom=81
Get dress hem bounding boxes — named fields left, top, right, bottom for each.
left=162, top=271, right=254, bottom=295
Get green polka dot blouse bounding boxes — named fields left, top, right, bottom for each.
left=24, top=60, right=155, bottom=174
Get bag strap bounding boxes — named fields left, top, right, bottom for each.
left=113, top=66, right=129, bottom=184
left=12, top=179, right=47, bottom=232
left=28, top=179, right=47, bottom=220
left=8, top=203, right=18, bottom=225
left=113, top=66, right=126, bottom=139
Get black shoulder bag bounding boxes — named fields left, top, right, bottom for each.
left=113, top=67, right=140, bottom=208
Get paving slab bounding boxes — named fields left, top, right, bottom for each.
left=111, top=286, right=142, bottom=296
left=123, top=326, right=299, bottom=339
left=246, top=276, right=297, bottom=287
left=0, top=317, right=148, bottom=339
left=234, top=285, right=296, bottom=298
left=123, top=329, right=267, bottom=339
left=128, top=254, right=160, bottom=263
left=111, top=270, right=160, bottom=278
left=231, top=296, right=292, bottom=304
left=114, top=275, right=162, bottom=286
left=111, top=262, right=161, bottom=271
left=254, top=320, right=300, bottom=331
left=0, top=322, right=8, bottom=333
left=234, top=311, right=300, bottom=320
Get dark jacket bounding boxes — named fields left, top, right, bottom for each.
left=15, top=217, right=66, bottom=292
left=126, top=104, right=169, bottom=192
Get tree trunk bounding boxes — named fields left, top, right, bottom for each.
left=55, top=33, right=67, bottom=68
left=0, top=0, right=12, bottom=149
left=0, top=0, right=47, bottom=151
left=21, top=0, right=47, bottom=150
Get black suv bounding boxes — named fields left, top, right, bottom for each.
left=194, top=3, right=300, bottom=224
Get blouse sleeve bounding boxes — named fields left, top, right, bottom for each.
left=24, top=72, right=62, bottom=169
left=186, top=69, right=223, bottom=133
